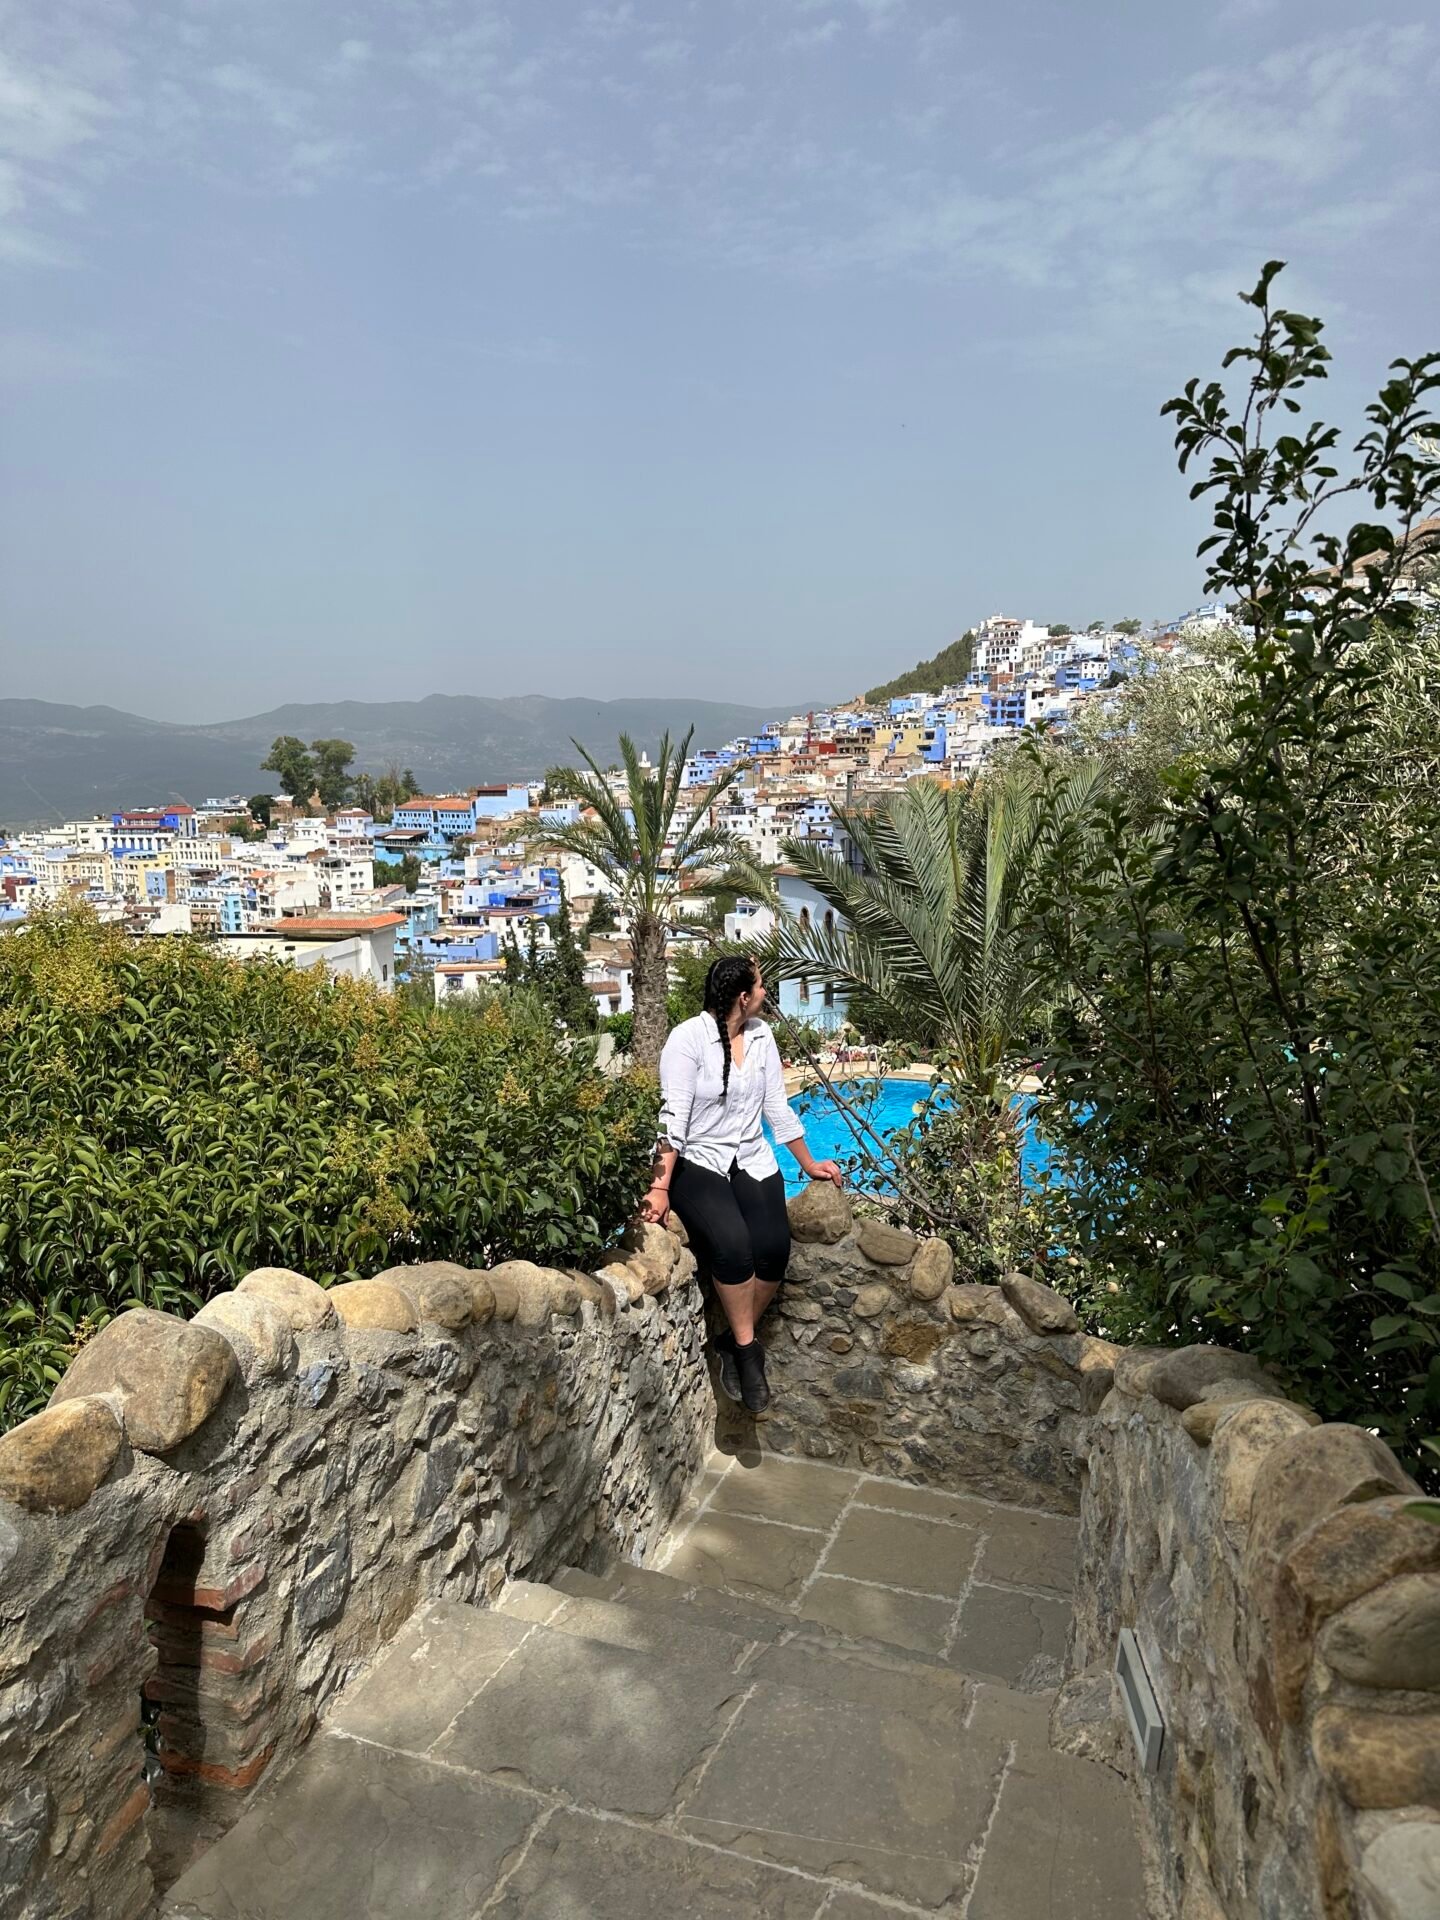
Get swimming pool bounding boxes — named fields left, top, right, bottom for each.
left=767, top=1076, right=1054, bottom=1195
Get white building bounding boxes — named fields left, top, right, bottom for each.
left=434, top=958, right=508, bottom=1003
left=216, top=913, right=405, bottom=992
left=972, top=615, right=1050, bottom=675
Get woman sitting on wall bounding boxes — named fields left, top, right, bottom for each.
left=644, top=954, right=843, bottom=1413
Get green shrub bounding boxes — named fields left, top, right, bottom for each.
left=0, top=910, right=658, bottom=1427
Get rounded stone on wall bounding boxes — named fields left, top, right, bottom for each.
left=50, top=1308, right=237, bottom=1455
left=621, top=1221, right=680, bottom=1278
left=1000, top=1271, right=1080, bottom=1335
left=1281, top=1494, right=1440, bottom=1625
left=1247, top=1425, right=1416, bottom=1574
left=1210, top=1399, right=1318, bottom=1545
left=237, top=1267, right=338, bottom=1331
left=852, top=1283, right=891, bottom=1319
left=908, top=1239, right=954, bottom=1300
left=193, top=1292, right=298, bottom=1377
left=1076, top=1335, right=1121, bottom=1415
left=946, top=1284, right=1008, bottom=1326
left=327, top=1279, right=418, bottom=1334
left=1181, top=1388, right=1313, bottom=1447
left=469, top=1274, right=497, bottom=1325
left=1359, top=1820, right=1440, bottom=1920
left=855, top=1217, right=920, bottom=1266
left=0, top=1397, right=124, bottom=1512
left=1320, top=1572, right=1440, bottom=1691
left=597, top=1262, right=644, bottom=1306
left=786, top=1181, right=853, bottom=1244
left=1312, top=1705, right=1440, bottom=1810
left=1111, top=1347, right=1171, bottom=1396
left=565, top=1272, right=616, bottom=1318
left=487, top=1261, right=581, bottom=1328
left=377, top=1263, right=473, bottom=1330
left=484, top=1268, right=521, bottom=1321
left=1144, top=1344, right=1277, bottom=1411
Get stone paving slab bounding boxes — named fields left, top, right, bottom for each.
left=744, top=1636, right=973, bottom=1727
left=163, top=1733, right=536, bottom=1920
left=661, top=1510, right=824, bottom=1607
left=497, top=1580, right=753, bottom=1673
left=432, top=1617, right=749, bottom=1816
left=327, top=1599, right=529, bottom=1750
left=486, top=1807, right=828, bottom=1919
left=708, top=1457, right=858, bottom=1531
left=947, top=1583, right=1071, bottom=1689
left=680, top=1680, right=1007, bottom=1910
left=796, top=1575, right=954, bottom=1656
left=821, top=1506, right=978, bottom=1598
left=967, top=1742, right=1148, bottom=1918
left=864, top=1466, right=1075, bottom=1528
left=973, top=1511, right=1079, bottom=1597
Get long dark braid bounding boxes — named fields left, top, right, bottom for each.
left=702, top=954, right=758, bottom=1099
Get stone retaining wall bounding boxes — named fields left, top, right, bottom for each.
left=7, top=1168, right=1439, bottom=1920
left=0, top=1230, right=710, bottom=1920
left=713, top=1183, right=1116, bottom=1514
left=1058, top=1345, right=1440, bottom=1920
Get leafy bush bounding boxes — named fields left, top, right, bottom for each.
left=0, top=910, right=657, bottom=1426
left=1023, top=265, right=1440, bottom=1476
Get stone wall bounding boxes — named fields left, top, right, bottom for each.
left=7, top=1166, right=1438, bottom=1920
left=713, top=1184, right=1117, bottom=1515
left=0, top=1230, right=711, bottom=1920
left=1058, top=1345, right=1440, bottom=1920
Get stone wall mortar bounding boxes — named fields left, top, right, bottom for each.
left=0, top=1244, right=710, bottom=1920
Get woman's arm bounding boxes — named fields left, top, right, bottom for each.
left=779, top=1134, right=844, bottom=1189
left=647, top=1028, right=695, bottom=1222
left=762, top=1029, right=843, bottom=1188
left=643, top=1139, right=677, bottom=1224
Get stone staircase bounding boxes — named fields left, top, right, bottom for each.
left=161, top=1453, right=1147, bottom=1919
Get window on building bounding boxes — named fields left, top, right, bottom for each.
left=824, top=983, right=835, bottom=1007
left=799, top=976, right=810, bottom=1003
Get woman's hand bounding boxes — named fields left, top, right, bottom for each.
left=808, top=1159, right=844, bottom=1190
left=641, top=1182, right=671, bottom=1225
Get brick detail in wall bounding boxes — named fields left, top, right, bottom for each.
left=145, top=1522, right=276, bottom=1793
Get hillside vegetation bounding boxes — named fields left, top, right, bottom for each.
left=0, top=910, right=656, bottom=1426
left=864, top=632, right=976, bottom=703
left=0, top=692, right=803, bottom=829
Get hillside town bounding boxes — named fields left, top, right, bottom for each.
left=0, top=612, right=1224, bottom=1024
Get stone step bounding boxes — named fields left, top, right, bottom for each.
left=164, top=1593, right=1147, bottom=1920
left=497, top=1577, right=979, bottom=1729
left=556, top=1466, right=1076, bottom=1694
left=548, top=1554, right=1058, bottom=1696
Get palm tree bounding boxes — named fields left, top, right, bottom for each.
left=540, top=730, right=758, bottom=1068
left=774, top=760, right=1102, bottom=1097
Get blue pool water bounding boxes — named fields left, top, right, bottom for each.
left=767, top=1077, right=1054, bottom=1195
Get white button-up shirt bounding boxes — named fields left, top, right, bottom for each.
left=658, top=1013, right=804, bottom=1179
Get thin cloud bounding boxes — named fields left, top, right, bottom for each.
left=785, top=20, right=844, bottom=51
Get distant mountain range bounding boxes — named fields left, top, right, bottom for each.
left=0, top=694, right=809, bottom=829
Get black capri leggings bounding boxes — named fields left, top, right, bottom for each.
left=670, top=1157, right=791, bottom=1289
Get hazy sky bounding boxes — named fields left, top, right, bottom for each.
left=2, top=1, right=1436, bottom=721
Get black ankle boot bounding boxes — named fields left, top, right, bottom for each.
left=714, top=1329, right=742, bottom=1404
left=734, top=1338, right=769, bottom=1414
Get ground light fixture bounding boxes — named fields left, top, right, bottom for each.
left=1116, top=1627, right=1165, bottom=1775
